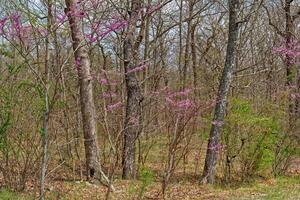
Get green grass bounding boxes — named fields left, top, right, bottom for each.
left=231, top=176, right=300, bottom=200
left=0, top=189, right=32, bottom=200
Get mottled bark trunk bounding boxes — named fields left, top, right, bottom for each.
left=201, top=0, right=240, bottom=184
left=178, top=0, right=183, bottom=86
left=65, top=0, right=99, bottom=180
left=295, top=70, right=300, bottom=115
left=182, top=0, right=195, bottom=88
left=122, top=0, right=143, bottom=179
left=294, top=6, right=300, bottom=117
left=39, top=2, right=52, bottom=199
left=142, top=0, right=151, bottom=92
left=191, top=23, right=198, bottom=96
left=285, top=0, right=295, bottom=124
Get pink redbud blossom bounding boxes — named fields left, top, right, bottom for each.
left=102, top=92, right=117, bottom=98
left=99, top=78, right=108, bottom=84
left=0, top=16, right=8, bottom=33
left=167, top=89, right=192, bottom=98
left=126, top=64, right=148, bottom=74
left=175, top=99, right=195, bottom=109
left=106, top=102, right=122, bottom=112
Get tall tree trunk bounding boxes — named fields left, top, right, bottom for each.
left=191, top=22, right=198, bottom=96
left=178, top=0, right=183, bottom=87
left=201, top=0, right=240, bottom=184
left=285, top=0, right=295, bottom=125
left=293, top=6, right=300, bottom=117
left=65, top=0, right=100, bottom=180
left=39, top=1, right=52, bottom=199
left=182, top=0, right=195, bottom=88
left=122, top=0, right=143, bottom=179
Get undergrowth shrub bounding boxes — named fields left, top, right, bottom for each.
left=128, top=167, right=154, bottom=200
left=138, top=168, right=154, bottom=199
left=221, top=98, right=294, bottom=182
left=0, top=78, right=41, bottom=191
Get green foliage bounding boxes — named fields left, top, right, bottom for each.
left=7, top=64, right=23, bottom=76
left=0, top=189, right=31, bottom=200
left=39, top=127, right=46, bottom=138
left=17, top=80, right=44, bottom=99
left=231, top=98, right=251, bottom=114
left=0, top=113, right=11, bottom=150
left=0, top=89, right=12, bottom=150
left=232, top=176, right=300, bottom=200
left=0, top=66, right=44, bottom=191
left=138, top=168, right=154, bottom=199
left=223, top=98, right=284, bottom=179
left=128, top=168, right=154, bottom=200
left=0, top=49, right=14, bottom=59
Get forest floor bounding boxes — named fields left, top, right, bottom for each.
left=1, top=156, right=299, bottom=200
left=1, top=138, right=299, bottom=200
left=0, top=175, right=299, bottom=200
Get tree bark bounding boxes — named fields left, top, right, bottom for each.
left=122, top=0, right=143, bottom=179
left=39, top=1, right=52, bottom=199
left=182, top=0, right=195, bottom=88
left=65, top=0, right=100, bottom=180
left=201, top=0, right=240, bottom=184
left=285, top=0, right=295, bottom=125
left=191, top=22, right=198, bottom=96
left=178, top=0, right=184, bottom=87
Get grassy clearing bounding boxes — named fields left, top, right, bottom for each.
left=228, top=176, right=300, bottom=200
left=0, top=189, right=32, bottom=200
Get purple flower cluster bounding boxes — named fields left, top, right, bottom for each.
left=86, top=18, right=128, bottom=43
left=0, top=16, right=8, bottom=33
left=102, top=92, right=117, bottom=98
left=165, top=89, right=196, bottom=110
left=273, top=39, right=300, bottom=64
left=106, top=102, right=122, bottom=112
left=126, top=64, right=148, bottom=74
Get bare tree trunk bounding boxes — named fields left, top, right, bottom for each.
left=65, top=0, right=100, bottom=180
left=182, top=0, right=195, bottom=88
left=293, top=7, right=300, bottom=117
left=138, top=0, right=151, bottom=176
left=40, top=88, right=49, bottom=200
left=178, top=0, right=183, bottom=87
left=39, top=1, right=52, bottom=199
left=191, top=22, right=198, bottom=96
left=201, top=0, right=240, bottom=184
left=122, top=0, right=143, bottom=179
left=285, top=0, right=295, bottom=125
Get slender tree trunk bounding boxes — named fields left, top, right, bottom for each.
left=191, top=22, right=198, bottom=96
left=285, top=0, right=295, bottom=125
left=65, top=0, right=100, bottom=180
left=293, top=7, right=300, bottom=117
left=39, top=1, right=52, bottom=199
left=201, top=0, right=240, bottom=184
left=182, top=0, right=194, bottom=88
left=178, top=0, right=183, bottom=87
left=40, top=86, right=49, bottom=200
left=122, top=0, right=143, bottom=179
left=138, top=0, right=151, bottom=175
left=142, top=0, right=151, bottom=92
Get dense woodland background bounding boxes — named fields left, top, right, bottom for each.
left=0, top=0, right=300, bottom=199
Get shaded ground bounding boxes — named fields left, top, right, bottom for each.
left=0, top=175, right=299, bottom=200
left=1, top=139, right=299, bottom=199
